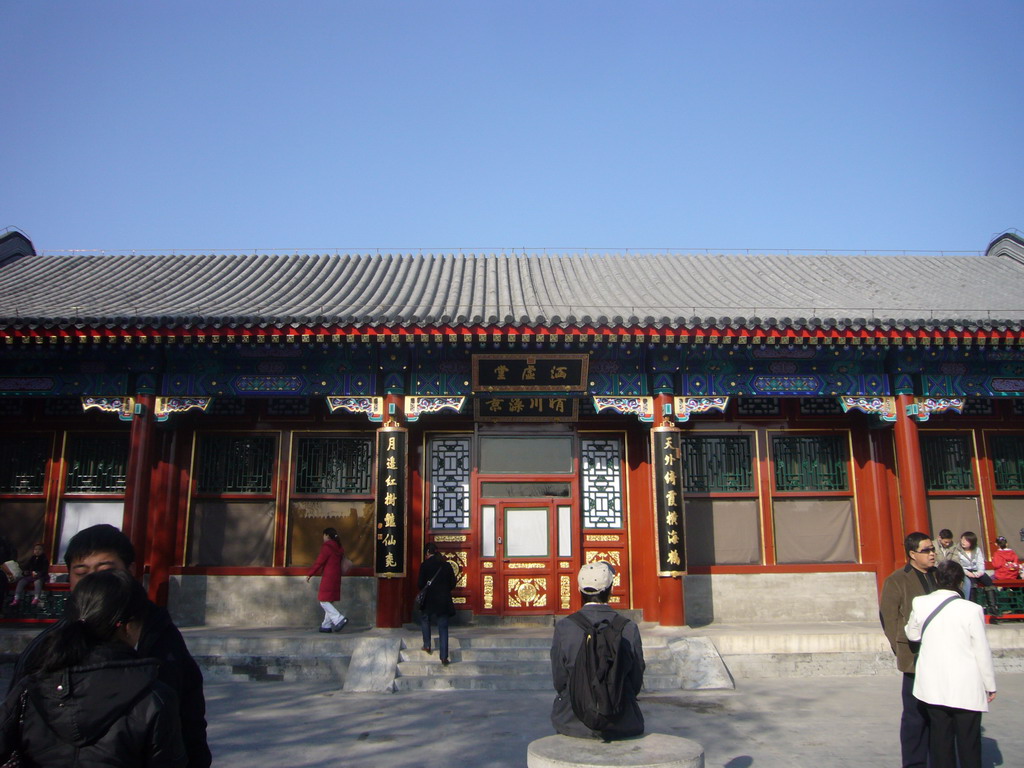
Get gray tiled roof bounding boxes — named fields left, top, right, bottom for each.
left=1, top=250, right=1023, bottom=332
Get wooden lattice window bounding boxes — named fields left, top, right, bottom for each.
left=921, top=434, right=974, bottom=491
left=0, top=436, right=50, bottom=494
left=293, top=437, right=373, bottom=496
left=195, top=435, right=275, bottom=494
left=580, top=438, right=623, bottom=529
left=991, top=435, right=1024, bottom=491
left=429, top=437, right=471, bottom=529
left=772, top=435, right=849, bottom=492
left=64, top=435, right=129, bottom=494
left=683, top=435, right=753, bottom=493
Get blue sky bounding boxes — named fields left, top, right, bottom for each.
left=3, top=1, right=1022, bottom=255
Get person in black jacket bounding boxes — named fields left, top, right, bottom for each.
left=417, top=542, right=457, bottom=665
left=8, top=524, right=210, bottom=768
left=550, top=561, right=645, bottom=740
left=11, top=543, right=49, bottom=607
left=0, top=568, right=186, bottom=767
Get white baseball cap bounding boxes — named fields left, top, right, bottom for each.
left=577, top=561, right=616, bottom=594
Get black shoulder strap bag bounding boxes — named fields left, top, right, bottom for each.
left=920, top=594, right=960, bottom=637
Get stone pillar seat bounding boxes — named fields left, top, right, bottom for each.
left=527, top=733, right=704, bottom=768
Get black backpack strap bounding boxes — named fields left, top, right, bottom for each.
left=568, top=611, right=594, bottom=634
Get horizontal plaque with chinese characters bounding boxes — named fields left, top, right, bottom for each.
left=474, top=396, right=579, bottom=422
left=473, top=354, right=589, bottom=392
left=375, top=427, right=407, bottom=577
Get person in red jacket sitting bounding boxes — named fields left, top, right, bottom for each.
left=992, top=536, right=1021, bottom=581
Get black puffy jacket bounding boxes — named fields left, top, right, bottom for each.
left=0, top=644, right=186, bottom=768
left=10, top=602, right=210, bottom=768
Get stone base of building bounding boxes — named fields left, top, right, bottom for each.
left=168, top=574, right=378, bottom=627
left=684, top=571, right=878, bottom=625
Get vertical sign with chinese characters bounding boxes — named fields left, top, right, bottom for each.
left=375, top=427, right=407, bottom=577
left=651, top=426, right=686, bottom=576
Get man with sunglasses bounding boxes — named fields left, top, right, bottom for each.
left=880, top=532, right=938, bottom=768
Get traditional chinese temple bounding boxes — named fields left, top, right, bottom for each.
left=1, top=228, right=1023, bottom=628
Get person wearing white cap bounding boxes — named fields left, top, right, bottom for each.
left=549, top=561, right=645, bottom=740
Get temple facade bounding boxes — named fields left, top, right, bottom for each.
left=1, top=229, right=1022, bottom=627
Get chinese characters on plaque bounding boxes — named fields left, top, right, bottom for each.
left=652, top=427, right=686, bottom=576
left=375, top=427, right=407, bottom=577
left=473, top=354, right=588, bottom=392
left=474, top=396, right=578, bottom=422
left=472, top=354, right=587, bottom=422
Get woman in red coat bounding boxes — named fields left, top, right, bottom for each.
left=992, top=536, right=1021, bottom=581
left=305, top=528, right=348, bottom=633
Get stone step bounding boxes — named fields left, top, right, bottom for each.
left=702, top=622, right=1024, bottom=678
left=399, top=644, right=674, bottom=663
left=391, top=672, right=684, bottom=692
left=193, top=652, right=351, bottom=683
left=396, top=658, right=679, bottom=677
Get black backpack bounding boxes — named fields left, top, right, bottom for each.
left=566, top=611, right=633, bottom=731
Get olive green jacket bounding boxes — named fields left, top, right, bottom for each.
left=879, top=564, right=936, bottom=673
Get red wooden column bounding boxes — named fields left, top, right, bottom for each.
left=893, top=393, right=930, bottom=536
left=626, top=428, right=660, bottom=624
left=121, top=392, right=157, bottom=579
left=654, top=393, right=685, bottom=626
left=375, top=394, right=406, bottom=628
left=147, top=429, right=181, bottom=607
left=855, top=428, right=897, bottom=593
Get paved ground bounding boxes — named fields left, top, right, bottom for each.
left=204, top=672, right=1024, bottom=768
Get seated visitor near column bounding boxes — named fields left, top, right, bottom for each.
left=991, top=536, right=1021, bottom=580
left=550, top=561, right=645, bottom=741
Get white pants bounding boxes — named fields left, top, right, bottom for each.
left=319, top=601, right=345, bottom=628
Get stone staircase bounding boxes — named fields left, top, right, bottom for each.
left=700, top=621, right=1024, bottom=678
left=184, top=632, right=355, bottom=684
left=6, top=619, right=1024, bottom=690
left=393, top=627, right=687, bottom=692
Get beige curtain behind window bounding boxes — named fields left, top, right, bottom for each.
left=287, top=500, right=375, bottom=567
left=0, top=501, right=46, bottom=561
left=927, top=497, right=982, bottom=544
left=187, top=500, right=275, bottom=566
left=993, top=498, right=1024, bottom=556
left=774, top=499, right=856, bottom=563
left=685, top=498, right=761, bottom=565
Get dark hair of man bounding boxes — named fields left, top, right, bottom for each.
left=63, top=524, right=135, bottom=569
left=934, top=559, right=965, bottom=593
left=581, top=587, right=612, bottom=605
left=903, top=532, right=930, bottom=557
left=322, top=527, right=340, bottom=543
left=35, top=569, right=148, bottom=674
left=424, top=542, right=438, bottom=556
left=938, top=529, right=953, bottom=539
left=961, top=531, right=978, bottom=550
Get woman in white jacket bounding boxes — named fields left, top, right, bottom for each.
left=905, top=559, right=996, bottom=768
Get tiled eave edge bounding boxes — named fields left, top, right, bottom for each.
left=2, top=324, right=1023, bottom=347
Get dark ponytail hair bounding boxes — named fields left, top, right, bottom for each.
left=323, top=527, right=340, bottom=544
left=35, top=569, right=148, bottom=674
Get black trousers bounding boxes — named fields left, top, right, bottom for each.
left=900, top=673, right=929, bottom=768
left=924, top=702, right=982, bottom=768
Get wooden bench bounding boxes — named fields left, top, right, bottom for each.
left=0, top=581, right=69, bottom=623
left=972, top=578, right=1024, bottom=623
